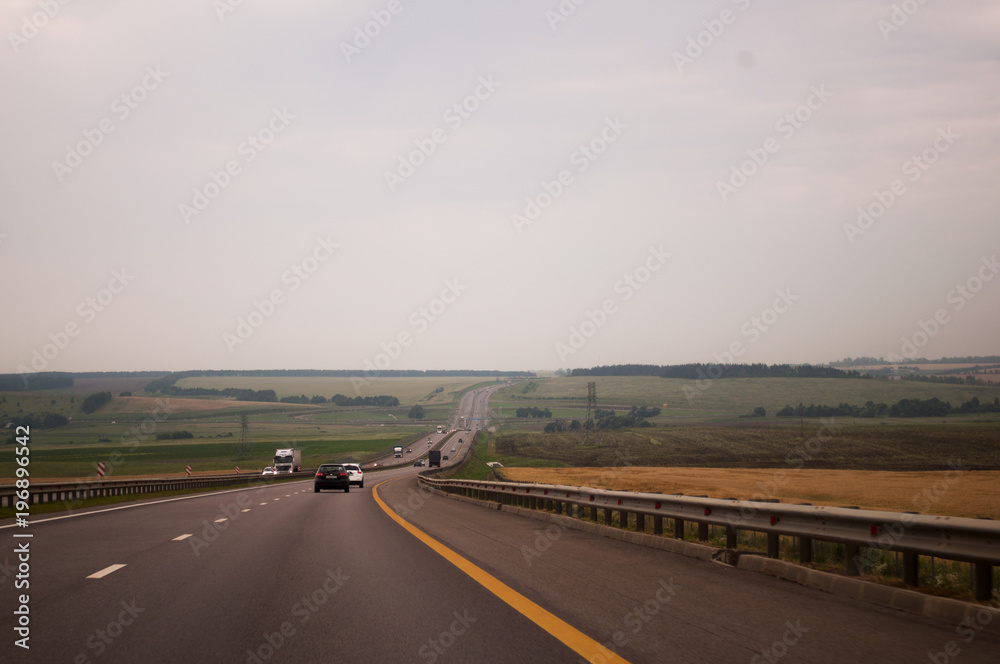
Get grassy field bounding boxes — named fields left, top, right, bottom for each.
left=488, top=422, right=1000, bottom=471
left=175, top=375, right=495, bottom=404
left=499, top=466, right=1000, bottom=519
left=494, top=376, right=1000, bottom=424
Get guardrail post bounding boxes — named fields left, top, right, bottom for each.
left=636, top=513, right=645, bottom=533
left=726, top=525, right=737, bottom=549
left=653, top=515, right=663, bottom=536
left=974, top=563, right=992, bottom=602
left=604, top=508, right=612, bottom=526
left=799, top=537, right=813, bottom=563
left=620, top=511, right=630, bottom=530
left=674, top=518, right=684, bottom=540
left=589, top=505, right=597, bottom=521
left=902, top=551, right=919, bottom=587
left=698, top=522, right=709, bottom=541
left=846, top=544, right=862, bottom=576
left=767, top=533, right=780, bottom=559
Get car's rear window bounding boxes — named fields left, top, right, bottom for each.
left=319, top=465, right=343, bottom=472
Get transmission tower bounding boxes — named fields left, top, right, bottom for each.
left=235, top=414, right=253, bottom=460
left=584, top=382, right=597, bottom=442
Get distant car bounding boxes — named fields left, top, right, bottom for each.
left=315, top=464, right=350, bottom=493
left=451, top=448, right=456, bottom=453
left=442, top=455, right=449, bottom=461
left=405, top=448, right=412, bottom=453
left=413, top=459, right=425, bottom=467
left=261, top=467, right=276, bottom=476
left=342, top=463, right=364, bottom=488
left=459, top=438, right=463, bottom=443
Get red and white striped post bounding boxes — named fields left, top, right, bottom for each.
left=185, top=465, right=192, bottom=476
left=235, top=466, right=240, bottom=474
left=96, top=462, right=106, bottom=478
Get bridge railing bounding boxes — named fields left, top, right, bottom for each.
left=418, top=476, right=1000, bottom=602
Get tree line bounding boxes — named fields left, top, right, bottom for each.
left=570, top=363, right=863, bottom=379
left=776, top=397, right=1000, bottom=418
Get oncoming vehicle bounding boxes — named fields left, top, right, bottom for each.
left=442, top=455, right=449, bottom=461
left=261, top=467, right=276, bottom=476
left=314, top=464, right=350, bottom=493
left=342, top=463, right=364, bottom=488
left=413, top=459, right=425, bottom=467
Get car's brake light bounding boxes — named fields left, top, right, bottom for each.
left=315, top=472, right=323, bottom=477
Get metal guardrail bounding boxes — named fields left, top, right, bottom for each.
left=418, top=476, right=1000, bottom=602
left=0, top=471, right=308, bottom=510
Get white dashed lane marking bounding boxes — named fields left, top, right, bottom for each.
left=88, top=564, right=126, bottom=579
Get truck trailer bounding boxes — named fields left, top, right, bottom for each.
left=428, top=450, right=441, bottom=467
left=393, top=446, right=403, bottom=458
left=273, top=448, right=302, bottom=473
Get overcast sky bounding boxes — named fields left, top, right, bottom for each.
left=1, top=0, right=998, bottom=373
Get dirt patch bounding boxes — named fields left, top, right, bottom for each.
left=499, top=466, right=1000, bottom=520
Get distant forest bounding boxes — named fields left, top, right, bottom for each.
left=570, top=364, right=864, bottom=379
left=830, top=356, right=1000, bottom=366
left=142, top=369, right=530, bottom=394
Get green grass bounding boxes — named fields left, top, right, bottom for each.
left=174, top=376, right=488, bottom=405
left=1, top=436, right=425, bottom=479
left=489, top=421, right=1000, bottom=471
left=492, top=376, right=1000, bottom=424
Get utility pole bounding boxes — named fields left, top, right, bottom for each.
left=235, top=414, right=253, bottom=460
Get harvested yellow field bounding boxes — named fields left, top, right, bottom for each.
left=500, top=467, right=1000, bottom=520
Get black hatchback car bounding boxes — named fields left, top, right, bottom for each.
left=314, top=464, right=350, bottom=493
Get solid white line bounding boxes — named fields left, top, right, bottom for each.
left=214, top=518, right=227, bottom=523
left=0, top=480, right=312, bottom=529
left=88, top=564, right=126, bottom=579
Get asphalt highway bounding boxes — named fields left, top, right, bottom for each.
left=2, top=384, right=997, bottom=663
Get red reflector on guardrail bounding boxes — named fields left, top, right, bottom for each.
left=705, top=508, right=711, bottom=516
left=543, top=490, right=548, bottom=495
left=618, top=498, right=622, bottom=505
left=770, top=516, right=779, bottom=525
left=589, top=496, right=594, bottom=502
left=655, top=502, right=661, bottom=509
left=871, top=525, right=879, bottom=536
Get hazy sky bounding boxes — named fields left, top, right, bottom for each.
left=2, top=1, right=998, bottom=373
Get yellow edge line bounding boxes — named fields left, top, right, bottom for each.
left=374, top=479, right=630, bottom=664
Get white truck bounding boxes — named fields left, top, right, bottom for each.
left=393, top=445, right=403, bottom=458
left=273, top=448, right=302, bottom=473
